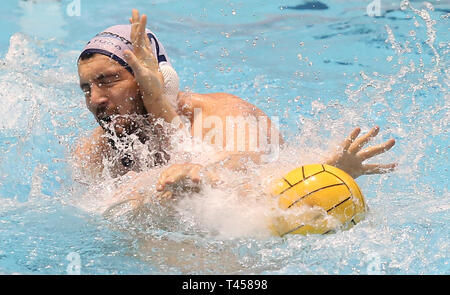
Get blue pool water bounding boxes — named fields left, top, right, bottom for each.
left=0, top=0, right=448, bottom=274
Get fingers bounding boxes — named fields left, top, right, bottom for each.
left=156, top=164, right=203, bottom=192
left=138, top=15, right=154, bottom=57
left=156, top=165, right=175, bottom=191
left=205, top=169, right=220, bottom=186
left=130, top=10, right=140, bottom=46
left=140, top=14, right=148, bottom=38
left=130, top=9, right=145, bottom=53
left=159, top=190, right=173, bottom=199
left=362, top=163, right=398, bottom=175
left=136, top=13, right=147, bottom=47
left=131, top=8, right=139, bottom=24
left=129, top=9, right=155, bottom=66
left=156, top=168, right=177, bottom=191
left=141, top=14, right=153, bottom=50
left=156, top=164, right=201, bottom=199
left=342, top=127, right=361, bottom=153
left=189, top=165, right=202, bottom=183
left=123, top=50, right=143, bottom=75
left=348, top=126, right=379, bottom=154
left=357, top=138, right=396, bottom=161
left=130, top=10, right=148, bottom=45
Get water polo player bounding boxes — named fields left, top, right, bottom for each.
left=74, top=9, right=396, bottom=199
left=75, top=9, right=283, bottom=177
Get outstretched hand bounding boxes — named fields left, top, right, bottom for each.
left=325, top=126, right=397, bottom=179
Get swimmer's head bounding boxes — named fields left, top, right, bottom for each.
left=78, top=25, right=178, bottom=138
left=78, top=24, right=170, bottom=74
left=78, top=53, right=147, bottom=138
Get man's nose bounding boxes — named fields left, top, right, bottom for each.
left=88, top=83, right=108, bottom=109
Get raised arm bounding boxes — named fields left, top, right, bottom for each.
left=123, top=9, right=179, bottom=124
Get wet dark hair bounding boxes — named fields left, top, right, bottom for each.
left=78, top=51, right=96, bottom=61
left=78, top=51, right=133, bottom=74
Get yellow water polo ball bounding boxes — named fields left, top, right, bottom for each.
left=268, top=164, right=368, bottom=236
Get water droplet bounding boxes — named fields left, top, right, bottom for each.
left=424, top=2, right=434, bottom=11
left=400, top=1, right=409, bottom=11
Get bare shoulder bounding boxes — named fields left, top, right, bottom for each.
left=185, top=92, right=265, bottom=117
left=75, top=127, right=105, bottom=148
left=73, top=126, right=109, bottom=160
left=72, top=126, right=111, bottom=179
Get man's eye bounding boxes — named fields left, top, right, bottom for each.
left=82, top=87, right=91, bottom=95
left=98, top=80, right=114, bottom=87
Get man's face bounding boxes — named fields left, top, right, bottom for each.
left=78, top=54, right=146, bottom=137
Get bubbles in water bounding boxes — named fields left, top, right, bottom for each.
left=400, top=1, right=410, bottom=11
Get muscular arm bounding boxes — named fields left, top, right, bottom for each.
left=188, top=92, right=284, bottom=170
left=156, top=92, right=284, bottom=192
